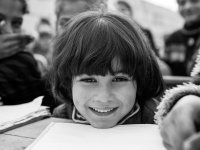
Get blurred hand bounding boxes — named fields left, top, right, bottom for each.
left=0, top=34, right=30, bottom=59
left=184, top=133, right=200, bottom=150
left=160, top=95, right=200, bottom=150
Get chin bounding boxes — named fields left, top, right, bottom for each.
left=90, top=121, right=117, bottom=129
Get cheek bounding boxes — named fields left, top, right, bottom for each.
left=72, top=85, right=82, bottom=106
left=124, top=87, right=136, bottom=106
left=117, top=82, right=137, bottom=109
left=72, top=84, right=92, bottom=107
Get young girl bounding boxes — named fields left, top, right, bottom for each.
left=50, top=10, right=164, bottom=128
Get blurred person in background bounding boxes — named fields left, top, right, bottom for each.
left=0, top=0, right=44, bottom=105
left=116, top=0, right=157, bottom=55
left=55, top=0, right=106, bottom=34
left=115, top=0, right=171, bottom=75
left=164, top=0, right=200, bottom=76
left=31, top=17, right=54, bottom=76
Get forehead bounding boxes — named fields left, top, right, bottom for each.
left=57, top=1, right=89, bottom=19
left=0, top=0, right=23, bottom=17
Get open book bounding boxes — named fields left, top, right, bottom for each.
left=0, top=96, right=51, bottom=133
left=26, top=122, right=166, bottom=150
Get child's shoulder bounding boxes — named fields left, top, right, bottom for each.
left=53, top=103, right=73, bottom=119
left=141, top=98, right=159, bottom=124
left=143, top=98, right=159, bottom=112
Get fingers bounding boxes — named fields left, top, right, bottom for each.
left=0, top=40, right=21, bottom=59
left=184, top=133, right=200, bottom=150
left=0, top=33, right=28, bottom=41
left=3, top=40, right=20, bottom=49
left=160, top=96, right=200, bottom=150
left=0, top=45, right=20, bottom=59
left=160, top=106, right=196, bottom=150
left=162, top=140, right=173, bottom=150
left=0, top=34, right=28, bottom=59
left=161, top=129, right=173, bottom=150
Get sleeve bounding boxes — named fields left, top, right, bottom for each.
left=154, top=82, right=200, bottom=127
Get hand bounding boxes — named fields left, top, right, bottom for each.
left=0, top=34, right=30, bottom=59
left=160, top=95, right=200, bottom=150
left=183, top=133, right=200, bottom=150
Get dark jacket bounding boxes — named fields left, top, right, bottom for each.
left=53, top=98, right=159, bottom=125
left=164, top=21, right=200, bottom=76
left=0, top=51, right=44, bottom=105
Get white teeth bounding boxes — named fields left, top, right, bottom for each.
left=92, top=108, right=114, bottom=113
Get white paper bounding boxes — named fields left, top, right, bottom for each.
left=27, top=123, right=166, bottom=150
left=0, top=96, right=43, bottom=124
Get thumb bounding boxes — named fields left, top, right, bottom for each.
left=184, top=133, right=200, bottom=150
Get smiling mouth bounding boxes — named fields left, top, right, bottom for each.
left=89, top=107, right=118, bottom=116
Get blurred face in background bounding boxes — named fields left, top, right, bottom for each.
left=177, top=0, right=200, bottom=24
left=56, top=1, right=89, bottom=33
left=36, top=23, right=54, bottom=54
left=0, top=0, right=23, bottom=34
left=37, top=32, right=53, bottom=54
left=116, top=1, right=132, bottom=18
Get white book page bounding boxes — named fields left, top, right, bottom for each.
left=0, top=96, right=43, bottom=124
left=27, top=122, right=166, bottom=150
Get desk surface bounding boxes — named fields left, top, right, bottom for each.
left=0, top=118, right=72, bottom=150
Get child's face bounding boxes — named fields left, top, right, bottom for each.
left=72, top=72, right=137, bottom=128
left=116, top=3, right=132, bottom=18
left=177, top=0, right=200, bottom=24
left=0, top=0, right=23, bottom=34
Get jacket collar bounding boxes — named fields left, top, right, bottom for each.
left=71, top=103, right=141, bottom=125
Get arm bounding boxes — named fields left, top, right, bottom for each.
left=155, top=83, right=200, bottom=150
left=155, top=82, right=200, bottom=126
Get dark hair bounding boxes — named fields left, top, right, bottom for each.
left=18, top=0, right=29, bottom=14
left=49, top=11, right=164, bottom=105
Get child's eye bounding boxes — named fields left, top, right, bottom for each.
left=112, top=77, right=130, bottom=82
left=80, top=78, right=97, bottom=83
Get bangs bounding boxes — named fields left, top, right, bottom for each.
left=69, top=17, right=138, bottom=77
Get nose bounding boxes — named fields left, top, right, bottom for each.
left=94, top=84, right=113, bottom=103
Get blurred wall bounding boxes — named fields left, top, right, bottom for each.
left=22, top=0, right=56, bottom=37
